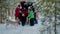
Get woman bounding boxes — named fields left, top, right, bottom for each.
left=15, top=4, right=22, bottom=25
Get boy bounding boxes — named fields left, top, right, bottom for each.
left=28, top=7, right=34, bottom=26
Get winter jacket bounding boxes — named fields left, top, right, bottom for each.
left=21, top=9, right=28, bottom=17
left=28, top=10, right=34, bottom=19
left=15, top=7, right=21, bottom=18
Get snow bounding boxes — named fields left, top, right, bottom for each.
left=0, top=24, right=40, bottom=34
left=8, top=16, right=16, bottom=22
left=0, top=13, right=60, bottom=34
left=0, top=13, right=41, bottom=34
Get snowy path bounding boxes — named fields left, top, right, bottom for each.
left=0, top=13, right=43, bottom=34
left=0, top=24, right=40, bottom=34
left=0, top=13, right=60, bottom=34
left=56, top=25, right=60, bottom=34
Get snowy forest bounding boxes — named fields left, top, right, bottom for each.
left=0, top=0, right=60, bottom=34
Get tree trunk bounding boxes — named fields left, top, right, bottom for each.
left=54, top=2, right=57, bottom=34
left=1, top=7, right=2, bottom=23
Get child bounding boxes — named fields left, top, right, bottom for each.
left=28, top=7, right=34, bottom=26
left=34, top=9, right=38, bottom=24
left=15, top=4, right=22, bottom=25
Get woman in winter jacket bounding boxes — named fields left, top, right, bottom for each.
left=15, top=4, right=22, bottom=25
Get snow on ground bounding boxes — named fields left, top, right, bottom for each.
left=56, top=25, right=60, bottom=34
left=0, top=13, right=43, bottom=34
left=0, top=23, right=41, bottom=34
left=1, top=13, right=60, bottom=34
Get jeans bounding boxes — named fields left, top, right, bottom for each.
left=21, top=16, right=26, bottom=26
left=30, top=18, right=34, bottom=26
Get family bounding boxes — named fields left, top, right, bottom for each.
left=15, top=1, right=38, bottom=26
